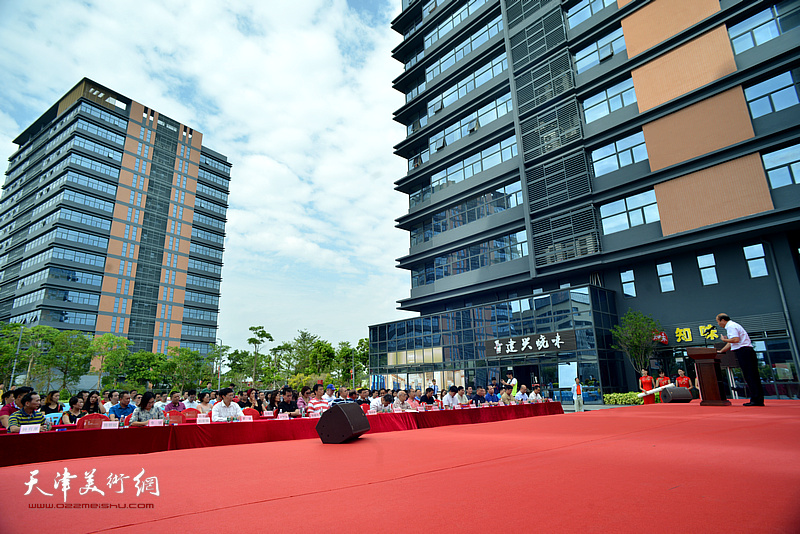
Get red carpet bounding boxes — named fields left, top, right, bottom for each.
left=2, top=400, right=798, bottom=533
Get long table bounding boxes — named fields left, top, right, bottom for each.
left=1, top=402, right=562, bottom=467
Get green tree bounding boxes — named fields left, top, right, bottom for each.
left=247, top=326, right=274, bottom=386
left=334, top=341, right=356, bottom=386
left=21, top=325, right=59, bottom=387
left=40, top=330, right=92, bottom=391
left=93, top=333, right=134, bottom=389
left=611, top=309, right=663, bottom=374
left=355, top=338, right=370, bottom=385
left=306, top=340, right=335, bottom=376
left=126, top=350, right=167, bottom=390
left=291, top=330, right=319, bottom=375
left=164, top=346, right=205, bottom=392
left=224, top=349, right=254, bottom=388
left=0, top=323, right=27, bottom=387
left=207, top=343, right=231, bottom=389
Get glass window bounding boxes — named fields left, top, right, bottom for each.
left=620, top=269, right=636, bottom=297
left=583, top=78, right=637, bottom=123
left=761, top=143, right=800, bottom=188
left=743, top=244, right=769, bottom=278
left=591, top=131, right=648, bottom=177
left=728, top=1, right=800, bottom=55
left=575, top=28, right=626, bottom=74
left=567, top=0, right=616, bottom=30
left=657, top=262, right=675, bottom=292
left=600, top=190, right=659, bottom=234
left=697, top=253, right=718, bottom=285
left=744, top=71, right=799, bottom=119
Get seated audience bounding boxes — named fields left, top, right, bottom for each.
left=238, top=389, right=254, bottom=409
left=132, top=393, right=142, bottom=407
left=183, top=390, right=199, bottom=409
left=330, top=387, right=353, bottom=406
left=455, top=386, right=470, bottom=404
left=297, top=386, right=312, bottom=413
left=306, top=384, right=329, bottom=415
left=8, top=391, right=47, bottom=433
left=61, top=396, right=86, bottom=425
left=130, top=392, right=165, bottom=426
left=1, top=386, right=33, bottom=429
left=529, top=385, right=543, bottom=402
left=84, top=390, right=107, bottom=415
left=197, top=392, right=213, bottom=414
left=164, top=391, right=186, bottom=413
left=211, top=388, right=244, bottom=422
left=442, top=386, right=459, bottom=408
left=485, top=386, right=500, bottom=405
left=266, top=391, right=281, bottom=411
left=41, top=390, right=62, bottom=414
left=419, top=388, right=436, bottom=405
left=393, top=390, right=414, bottom=411
left=103, top=390, right=119, bottom=412
left=277, top=387, right=301, bottom=417
left=499, top=385, right=515, bottom=405
left=377, top=394, right=394, bottom=413
left=472, top=387, right=487, bottom=406
left=322, top=384, right=336, bottom=403
left=109, top=391, right=135, bottom=421
left=153, top=393, right=166, bottom=410
left=515, top=385, right=529, bottom=402
left=356, top=388, right=371, bottom=406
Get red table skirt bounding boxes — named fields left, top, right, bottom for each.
left=0, top=403, right=562, bottom=467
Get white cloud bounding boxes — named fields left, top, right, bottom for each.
left=0, top=0, right=415, bottom=350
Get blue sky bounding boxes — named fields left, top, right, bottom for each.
left=0, top=0, right=415, bottom=352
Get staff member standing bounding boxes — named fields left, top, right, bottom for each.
left=716, top=313, right=764, bottom=406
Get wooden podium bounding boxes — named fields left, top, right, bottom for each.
left=688, top=347, right=731, bottom=406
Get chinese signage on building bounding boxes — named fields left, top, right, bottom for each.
left=485, top=330, right=578, bottom=357
left=672, top=324, right=721, bottom=345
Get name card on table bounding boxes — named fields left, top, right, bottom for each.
left=278, top=413, right=290, bottom=420
left=148, top=419, right=164, bottom=427
left=392, top=407, right=402, bottom=413
left=241, top=415, right=254, bottom=422
left=454, top=404, right=462, bottom=409
left=20, top=424, right=40, bottom=434
left=431, top=405, right=440, bottom=411
left=368, top=409, right=377, bottom=415
left=197, top=415, right=210, bottom=424
left=102, top=421, right=118, bottom=430
left=309, top=411, right=322, bottom=418
left=510, top=401, right=517, bottom=405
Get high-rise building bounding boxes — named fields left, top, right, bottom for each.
left=369, top=0, right=800, bottom=402
left=2, top=78, right=229, bottom=358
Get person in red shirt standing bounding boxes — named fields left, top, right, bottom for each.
left=675, top=369, right=692, bottom=389
left=655, top=370, right=670, bottom=402
left=639, top=369, right=655, bottom=405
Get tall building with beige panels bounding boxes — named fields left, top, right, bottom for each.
left=370, top=0, right=800, bottom=399
left=2, top=78, right=228, bottom=358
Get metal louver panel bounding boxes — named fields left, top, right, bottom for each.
left=504, top=0, right=554, bottom=30
left=527, top=149, right=592, bottom=213
left=515, top=50, right=574, bottom=116
left=520, top=98, right=582, bottom=162
left=531, top=205, right=600, bottom=267
left=510, top=9, right=565, bottom=72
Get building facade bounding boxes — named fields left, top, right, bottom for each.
left=369, top=0, right=800, bottom=401
left=2, top=78, right=229, bottom=358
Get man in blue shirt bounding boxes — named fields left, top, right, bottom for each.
left=484, top=385, right=500, bottom=405
left=109, top=391, right=136, bottom=421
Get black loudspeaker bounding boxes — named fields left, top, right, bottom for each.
left=315, top=403, right=371, bottom=444
left=661, top=387, right=694, bottom=403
